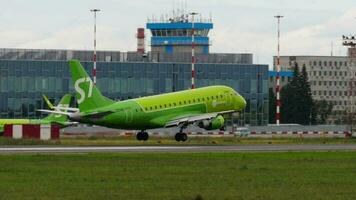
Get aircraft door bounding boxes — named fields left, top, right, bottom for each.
left=222, top=91, right=232, bottom=106
left=125, top=108, right=133, bottom=123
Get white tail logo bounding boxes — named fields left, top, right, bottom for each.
left=74, top=77, right=93, bottom=104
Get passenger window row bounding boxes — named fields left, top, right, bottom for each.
left=144, top=94, right=226, bottom=111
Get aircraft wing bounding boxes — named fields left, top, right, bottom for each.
left=165, top=110, right=236, bottom=128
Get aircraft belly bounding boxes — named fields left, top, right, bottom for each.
left=81, top=102, right=207, bottom=130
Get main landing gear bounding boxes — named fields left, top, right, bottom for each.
left=175, top=132, right=188, bottom=142
left=136, top=131, right=149, bottom=141
left=175, top=125, right=188, bottom=142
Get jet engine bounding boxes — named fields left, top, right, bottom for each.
left=198, top=115, right=225, bottom=130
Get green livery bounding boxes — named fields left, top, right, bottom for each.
left=0, top=94, right=72, bottom=133
left=77, top=86, right=244, bottom=130
left=39, top=60, right=246, bottom=141
left=64, top=60, right=246, bottom=141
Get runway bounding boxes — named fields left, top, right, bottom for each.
left=1, top=144, right=356, bottom=153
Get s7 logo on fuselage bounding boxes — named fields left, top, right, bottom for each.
left=74, top=77, right=93, bottom=104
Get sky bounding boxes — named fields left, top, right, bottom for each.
left=0, top=0, right=356, bottom=68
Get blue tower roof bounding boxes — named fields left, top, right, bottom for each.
left=146, top=22, right=213, bottom=30
left=146, top=13, right=213, bottom=55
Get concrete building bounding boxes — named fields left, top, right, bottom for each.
left=273, top=55, right=356, bottom=123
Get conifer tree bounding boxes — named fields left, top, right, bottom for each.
left=299, top=65, right=315, bottom=124
left=269, top=88, right=276, bottom=124
left=281, top=64, right=299, bottom=123
left=280, top=64, right=315, bottom=124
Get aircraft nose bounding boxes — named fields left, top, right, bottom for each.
left=239, top=95, right=246, bottom=110
left=234, top=94, right=246, bottom=111
left=241, top=96, right=246, bottom=109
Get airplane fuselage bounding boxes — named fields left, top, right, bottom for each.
left=78, top=85, right=246, bottom=130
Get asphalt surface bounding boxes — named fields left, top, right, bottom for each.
left=1, top=144, right=356, bottom=153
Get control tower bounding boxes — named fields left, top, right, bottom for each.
left=146, top=12, right=213, bottom=55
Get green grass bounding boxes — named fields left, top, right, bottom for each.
left=1, top=136, right=356, bottom=146
left=0, top=152, right=356, bottom=200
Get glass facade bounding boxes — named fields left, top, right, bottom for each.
left=0, top=60, right=268, bottom=125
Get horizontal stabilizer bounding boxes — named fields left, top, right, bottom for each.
left=38, top=109, right=79, bottom=118
left=52, top=106, right=79, bottom=112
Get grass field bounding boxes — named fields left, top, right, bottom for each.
left=0, top=152, right=356, bottom=200
left=1, top=136, right=356, bottom=146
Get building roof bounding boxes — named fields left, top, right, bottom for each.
left=146, top=22, right=213, bottom=30
left=268, top=71, right=294, bottom=77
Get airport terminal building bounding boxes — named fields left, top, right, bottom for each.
left=0, top=48, right=268, bottom=125
left=0, top=14, right=269, bottom=126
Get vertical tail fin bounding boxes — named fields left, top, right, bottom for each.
left=43, top=94, right=72, bottom=123
left=69, top=60, right=115, bottom=112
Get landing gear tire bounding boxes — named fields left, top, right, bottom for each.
left=181, top=133, right=188, bottom=142
left=136, top=131, right=149, bottom=141
left=175, top=133, right=181, bottom=141
left=175, top=132, right=188, bottom=142
left=142, top=132, right=149, bottom=141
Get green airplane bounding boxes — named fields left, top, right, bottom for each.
left=0, top=94, right=73, bottom=134
left=40, top=60, right=247, bottom=141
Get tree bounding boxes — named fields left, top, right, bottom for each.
left=280, top=64, right=299, bottom=124
left=280, top=64, right=315, bottom=125
left=314, top=100, right=333, bottom=124
left=298, top=65, right=315, bottom=124
left=269, top=88, right=276, bottom=124
left=280, top=81, right=296, bottom=123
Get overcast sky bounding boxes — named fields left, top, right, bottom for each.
left=0, top=0, right=356, bottom=67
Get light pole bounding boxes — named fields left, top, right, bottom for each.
left=90, top=9, right=100, bottom=85
left=189, top=12, right=198, bottom=89
left=274, top=15, right=283, bottom=125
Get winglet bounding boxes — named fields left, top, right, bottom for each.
left=43, top=95, right=54, bottom=109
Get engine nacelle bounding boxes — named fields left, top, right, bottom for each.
left=198, top=115, right=225, bottom=130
